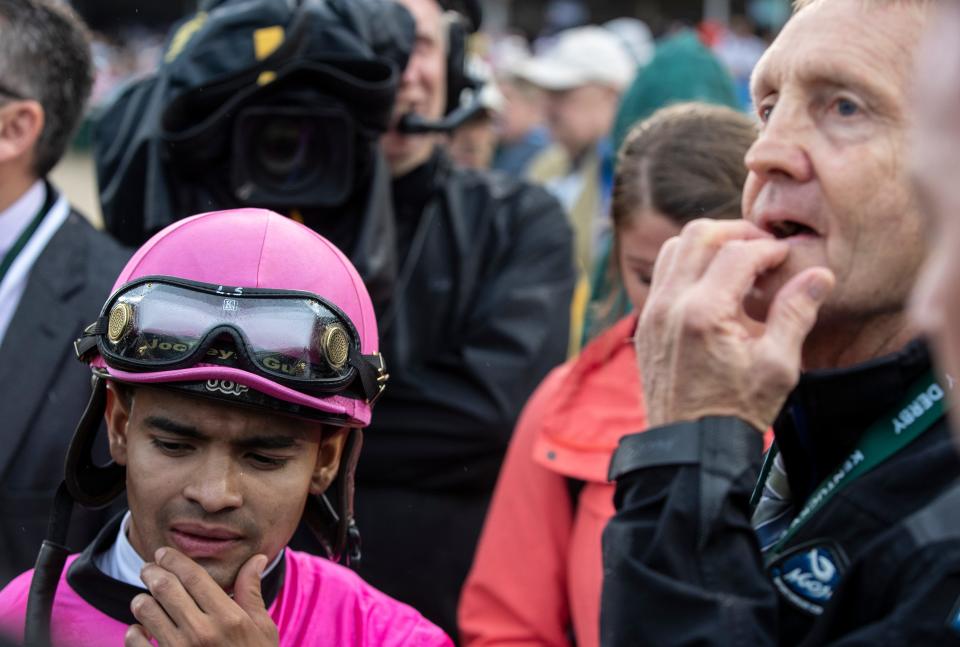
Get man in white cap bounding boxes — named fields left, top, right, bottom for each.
left=517, top=26, right=636, bottom=351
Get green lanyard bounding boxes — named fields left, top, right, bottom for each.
left=0, top=200, right=49, bottom=285
left=766, top=370, right=945, bottom=557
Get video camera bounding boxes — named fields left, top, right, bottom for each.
left=95, top=0, right=483, bottom=311
left=95, top=0, right=420, bottom=306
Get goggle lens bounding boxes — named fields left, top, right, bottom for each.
left=101, top=280, right=361, bottom=386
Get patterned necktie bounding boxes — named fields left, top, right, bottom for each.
left=752, top=450, right=794, bottom=552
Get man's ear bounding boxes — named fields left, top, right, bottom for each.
left=309, top=427, right=347, bottom=496
left=104, top=382, right=132, bottom=467
left=0, top=100, right=43, bottom=165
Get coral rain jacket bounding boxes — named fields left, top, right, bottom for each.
left=459, top=314, right=645, bottom=647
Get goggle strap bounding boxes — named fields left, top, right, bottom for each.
left=353, top=348, right=388, bottom=404
left=73, top=320, right=107, bottom=361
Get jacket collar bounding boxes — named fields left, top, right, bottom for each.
left=535, top=314, right=646, bottom=481
left=774, top=339, right=932, bottom=504
left=66, top=511, right=286, bottom=625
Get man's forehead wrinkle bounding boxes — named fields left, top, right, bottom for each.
left=751, top=7, right=917, bottom=113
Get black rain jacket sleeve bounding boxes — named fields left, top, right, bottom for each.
left=601, top=417, right=960, bottom=647
left=600, top=417, right=778, bottom=647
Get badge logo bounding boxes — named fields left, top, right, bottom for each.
left=770, top=541, right=848, bottom=615
left=947, top=595, right=960, bottom=635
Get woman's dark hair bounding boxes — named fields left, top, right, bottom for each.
left=612, top=102, right=757, bottom=230
left=592, top=102, right=757, bottom=334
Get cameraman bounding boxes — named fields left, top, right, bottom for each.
left=357, top=0, right=574, bottom=635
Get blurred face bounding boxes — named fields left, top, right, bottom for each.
left=743, top=0, right=929, bottom=326
left=545, top=83, right=618, bottom=158
left=909, top=1, right=960, bottom=436
left=105, top=385, right=344, bottom=590
left=381, top=0, right=448, bottom=177
left=618, top=209, right=682, bottom=311
left=448, top=117, right=497, bottom=170
left=498, top=78, right=545, bottom=143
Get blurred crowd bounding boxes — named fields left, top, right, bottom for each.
left=88, top=29, right=166, bottom=109
left=4, top=0, right=960, bottom=646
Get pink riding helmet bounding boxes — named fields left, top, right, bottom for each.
left=89, top=208, right=379, bottom=427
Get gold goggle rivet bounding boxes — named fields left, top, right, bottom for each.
left=107, top=302, right=133, bottom=343
left=321, top=324, right=349, bottom=370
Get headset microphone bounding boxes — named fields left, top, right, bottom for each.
left=396, top=100, right=486, bottom=134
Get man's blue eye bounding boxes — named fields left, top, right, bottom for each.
left=837, top=99, right=859, bottom=116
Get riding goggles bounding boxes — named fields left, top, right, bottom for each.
left=75, top=276, right=387, bottom=403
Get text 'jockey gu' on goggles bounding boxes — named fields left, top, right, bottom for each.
left=74, top=276, right=388, bottom=405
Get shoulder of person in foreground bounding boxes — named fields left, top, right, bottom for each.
left=55, top=208, right=132, bottom=294
left=282, top=549, right=454, bottom=647
left=802, top=478, right=960, bottom=646
left=0, top=565, right=33, bottom=640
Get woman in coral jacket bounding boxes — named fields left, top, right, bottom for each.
left=458, top=103, right=758, bottom=647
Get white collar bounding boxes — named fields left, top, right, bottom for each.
left=0, top=180, right=45, bottom=257
left=94, top=511, right=285, bottom=589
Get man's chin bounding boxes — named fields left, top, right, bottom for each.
left=193, top=558, right=244, bottom=593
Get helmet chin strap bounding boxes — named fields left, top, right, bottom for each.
left=301, top=428, right=364, bottom=565
left=65, top=377, right=125, bottom=507
left=26, top=376, right=125, bottom=646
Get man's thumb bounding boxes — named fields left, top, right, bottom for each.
left=764, top=267, right=835, bottom=353
left=234, top=553, right=269, bottom=615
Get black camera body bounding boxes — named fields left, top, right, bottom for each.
left=95, top=0, right=414, bottom=242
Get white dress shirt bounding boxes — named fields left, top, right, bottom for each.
left=0, top=180, right=71, bottom=346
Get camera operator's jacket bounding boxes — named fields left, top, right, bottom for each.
left=350, top=150, right=575, bottom=634
left=601, top=341, right=960, bottom=646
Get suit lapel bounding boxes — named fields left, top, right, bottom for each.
left=0, top=214, right=86, bottom=479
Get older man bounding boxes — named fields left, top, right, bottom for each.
left=0, top=0, right=128, bottom=585
left=601, top=0, right=960, bottom=644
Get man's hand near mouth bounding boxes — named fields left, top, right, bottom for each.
left=637, top=218, right=836, bottom=432
left=126, top=547, right=278, bottom=647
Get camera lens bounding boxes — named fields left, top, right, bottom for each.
left=233, top=104, right=355, bottom=207
left=254, top=118, right=314, bottom=179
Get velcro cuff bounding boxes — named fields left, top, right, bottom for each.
left=609, top=416, right=760, bottom=481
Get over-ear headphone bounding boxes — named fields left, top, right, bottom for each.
left=440, top=0, right=482, bottom=115
left=387, top=0, right=490, bottom=134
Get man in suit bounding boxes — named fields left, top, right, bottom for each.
left=0, top=0, right=129, bottom=585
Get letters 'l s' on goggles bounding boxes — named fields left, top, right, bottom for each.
left=74, top=276, right=387, bottom=403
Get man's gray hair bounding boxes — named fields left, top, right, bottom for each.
left=0, top=0, right=94, bottom=177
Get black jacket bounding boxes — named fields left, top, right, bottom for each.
left=601, top=341, right=960, bottom=646
left=0, top=199, right=130, bottom=586
left=350, top=151, right=575, bottom=636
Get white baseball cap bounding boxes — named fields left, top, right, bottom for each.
left=517, top=26, right=636, bottom=91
